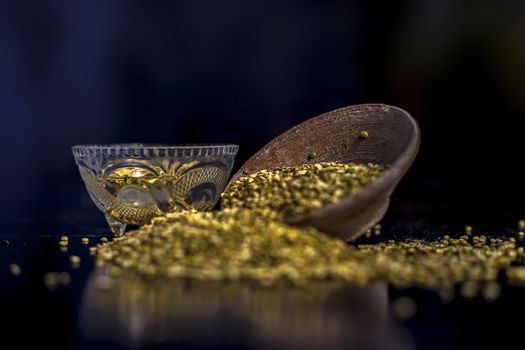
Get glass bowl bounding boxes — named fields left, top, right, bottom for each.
left=72, top=144, right=238, bottom=235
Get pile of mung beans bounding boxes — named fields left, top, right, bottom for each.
left=94, top=161, right=525, bottom=300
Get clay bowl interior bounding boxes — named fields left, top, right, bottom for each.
left=225, top=103, right=420, bottom=241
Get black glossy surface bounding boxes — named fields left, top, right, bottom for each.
left=3, top=202, right=525, bottom=350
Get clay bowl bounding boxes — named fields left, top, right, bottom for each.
left=225, top=103, right=420, bottom=241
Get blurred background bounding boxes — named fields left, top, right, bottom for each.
left=1, top=0, right=525, bottom=229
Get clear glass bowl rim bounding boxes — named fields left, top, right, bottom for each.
left=72, top=143, right=238, bottom=151
left=72, top=143, right=239, bottom=159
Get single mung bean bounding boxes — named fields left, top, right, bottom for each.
left=359, top=131, right=369, bottom=138
left=70, top=255, right=81, bottom=267
left=9, top=264, right=21, bottom=277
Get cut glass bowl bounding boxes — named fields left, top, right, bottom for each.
left=72, top=144, right=238, bottom=236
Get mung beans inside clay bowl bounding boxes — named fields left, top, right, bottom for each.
left=222, top=103, right=420, bottom=241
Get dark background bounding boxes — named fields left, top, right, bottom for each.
left=1, top=0, right=525, bottom=227
left=2, top=2, right=525, bottom=349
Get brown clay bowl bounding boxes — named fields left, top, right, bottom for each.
left=225, top=103, right=420, bottom=241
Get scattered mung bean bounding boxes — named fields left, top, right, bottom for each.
left=392, top=297, right=416, bottom=320
left=44, top=272, right=71, bottom=290
left=70, top=255, right=81, bottom=268
left=9, top=264, right=21, bottom=277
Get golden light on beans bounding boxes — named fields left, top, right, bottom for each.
left=221, top=162, right=385, bottom=219
left=91, top=162, right=525, bottom=302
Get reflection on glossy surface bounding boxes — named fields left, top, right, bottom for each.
left=80, top=270, right=412, bottom=349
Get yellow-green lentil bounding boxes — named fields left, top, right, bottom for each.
left=359, top=130, right=369, bottom=138
left=70, top=255, right=81, bottom=267
left=307, top=152, right=317, bottom=160
left=9, top=264, right=21, bottom=277
left=392, top=297, right=417, bottom=320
